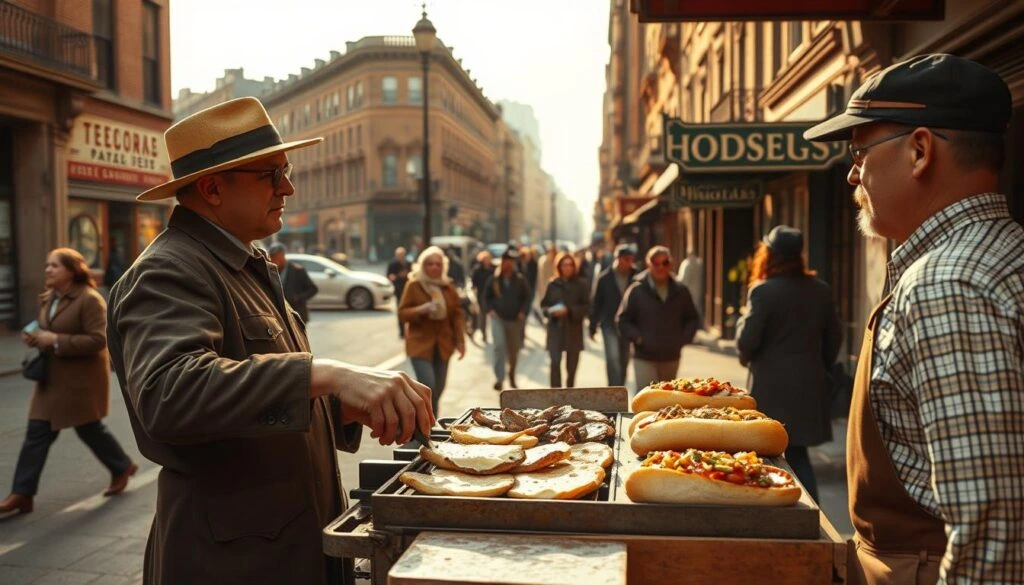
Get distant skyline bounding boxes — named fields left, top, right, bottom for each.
left=170, top=0, right=610, bottom=236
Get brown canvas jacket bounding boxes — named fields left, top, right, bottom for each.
left=107, top=205, right=361, bottom=585
left=28, top=285, right=110, bottom=429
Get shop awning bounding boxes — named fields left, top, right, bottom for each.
left=622, top=197, right=661, bottom=225
left=651, top=163, right=679, bottom=196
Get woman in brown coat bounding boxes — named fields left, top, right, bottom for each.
left=541, top=252, right=591, bottom=387
left=399, top=246, right=466, bottom=417
left=0, top=248, right=137, bottom=515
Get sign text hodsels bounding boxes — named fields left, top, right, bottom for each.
left=664, top=118, right=846, bottom=173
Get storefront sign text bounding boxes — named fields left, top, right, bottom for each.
left=671, top=180, right=764, bottom=209
left=664, top=118, right=846, bottom=173
left=68, top=115, right=170, bottom=187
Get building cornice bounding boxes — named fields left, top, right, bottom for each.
left=760, top=27, right=843, bottom=112
left=261, top=37, right=499, bottom=121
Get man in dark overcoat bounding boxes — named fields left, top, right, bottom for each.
left=107, top=97, right=433, bottom=585
left=268, top=242, right=318, bottom=322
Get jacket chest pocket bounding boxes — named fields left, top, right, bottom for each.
left=240, top=313, right=287, bottom=354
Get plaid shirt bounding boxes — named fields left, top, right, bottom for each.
left=872, top=193, right=1024, bottom=583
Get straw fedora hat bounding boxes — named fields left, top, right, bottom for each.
left=137, top=97, right=322, bottom=201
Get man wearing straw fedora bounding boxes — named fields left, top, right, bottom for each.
left=107, top=97, right=434, bottom=584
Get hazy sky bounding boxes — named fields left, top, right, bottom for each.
left=170, top=0, right=610, bottom=235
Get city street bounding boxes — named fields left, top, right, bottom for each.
left=0, top=302, right=852, bottom=584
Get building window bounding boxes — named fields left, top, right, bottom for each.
left=304, top=104, right=310, bottom=127
left=772, top=23, right=784, bottom=73
left=347, top=85, right=354, bottom=110
left=382, top=77, right=398, bottom=104
left=142, top=1, right=161, bottom=105
left=383, top=154, right=397, bottom=187
left=333, top=91, right=340, bottom=115
left=408, top=76, right=422, bottom=104
left=93, top=0, right=115, bottom=90
left=356, top=125, right=361, bottom=147
left=788, top=22, right=804, bottom=54
left=315, top=98, right=321, bottom=122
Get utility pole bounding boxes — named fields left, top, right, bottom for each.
left=550, top=190, right=557, bottom=244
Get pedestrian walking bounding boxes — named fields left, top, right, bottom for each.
left=268, top=242, right=318, bottom=322
left=1, top=248, right=137, bottom=516
left=805, top=53, right=1024, bottom=584
left=470, top=250, right=493, bottom=342
left=387, top=246, right=412, bottom=338
left=676, top=248, right=705, bottom=320
left=540, top=252, right=591, bottom=387
left=484, top=248, right=531, bottom=390
left=589, top=244, right=638, bottom=386
left=399, top=246, right=466, bottom=416
left=735, top=226, right=842, bottom=503
left=533, top=243, right=557, bottom=324
left=106, top=97, right=433, bottom=585
left=616, top=246, right=701, bottom=393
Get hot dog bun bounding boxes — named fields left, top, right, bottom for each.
left=630, top=416, right=788, bottom=456
left=624, top=466, right=801, bottom=506
left=631, top=387, right=756, bottom=413
left=627, top=412, right=657, bottom=437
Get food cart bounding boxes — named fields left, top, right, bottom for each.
left=324, top=387, right=848, bottom=584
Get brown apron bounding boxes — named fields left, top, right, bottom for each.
left=847, top=295, right=948, bottom=585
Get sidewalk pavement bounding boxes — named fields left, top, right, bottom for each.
left=0, top=331, right=26, bottom=377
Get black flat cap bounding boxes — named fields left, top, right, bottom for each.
left=763, top=226, right=803, bottom=260
left=501, top=247, right=520, bottom=261
left=614, top=243, right=637, bottom=258
left=805, top=54, right=1011, bottom=142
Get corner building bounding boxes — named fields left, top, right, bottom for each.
left=260, top=36, right=504, bottom=260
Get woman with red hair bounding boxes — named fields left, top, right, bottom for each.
left=1, top=248, right=136, bottom=515
left=736, top=226, right=842, bottom=502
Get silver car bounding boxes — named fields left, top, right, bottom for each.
left=287, top=253, right=394, bottom=311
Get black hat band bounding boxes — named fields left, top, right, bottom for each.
left=170, top=125, right=283, bottom=178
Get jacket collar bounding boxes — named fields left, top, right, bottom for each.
left=168, top=205, right=262, bottom=271
left=634, top=269, right=680, bottom=296
left=38, top=283, right=85, bottom=305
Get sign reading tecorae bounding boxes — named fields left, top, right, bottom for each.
left=68, top=115, right=171, bottom=187
left=664, top=118, right=846, bottom=172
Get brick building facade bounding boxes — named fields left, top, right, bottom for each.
left=0, top=0, right=174, bottom=328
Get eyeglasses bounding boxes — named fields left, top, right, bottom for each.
left=651, top=260, right=672, bottom=268
left=848, top=129, right=948, bottom=166
left=222, top=163, right=293, bottom=189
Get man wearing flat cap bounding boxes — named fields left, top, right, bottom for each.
left=589, top=244, right=638, bottom=386
left=806, top=54, right=1024, bottom=583
left=107, top=97, right=434, bottom=584
left=267, top=242, right=318, bottom=323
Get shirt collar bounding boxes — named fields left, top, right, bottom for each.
left=168, top=206, right=264, bottom=271
left=887, top=192, right=1008, bottom=287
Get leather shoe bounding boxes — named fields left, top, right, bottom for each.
left=104, top=463, right=138, bottom=497
left=0, top=493, right=33, bottom=514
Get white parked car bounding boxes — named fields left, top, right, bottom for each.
left=287, top=253, right=394, bottom=311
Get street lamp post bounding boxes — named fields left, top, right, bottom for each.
left=413, top=7, right=436, bottom=244
left=550, top=191, right=557, bottom=245
left=503, top=139, right=512, bottom=242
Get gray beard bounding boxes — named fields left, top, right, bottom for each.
left=857, top=207, right=881, bottom=239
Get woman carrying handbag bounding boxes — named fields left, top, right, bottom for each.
left=1, top=248, right=137, bottom=515
left=541, top=252, right=591, bottom=388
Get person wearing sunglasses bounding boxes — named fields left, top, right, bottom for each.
left=105, top=98, right=433, bottom=585
left=615, top=245, right=701, bottom=394
left=805, top=54, right=1023, bottom=584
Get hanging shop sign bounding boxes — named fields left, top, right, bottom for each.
left=670, top=179, right=763, bottom=209
left=631, top=0, right=944, bottom=22
left=664, top=118, right=846, bottom=173
left=68, top=115, right=171, bottom=188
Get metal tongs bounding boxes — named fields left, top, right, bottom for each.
left=412, top=426, right=434, bottom=450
